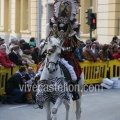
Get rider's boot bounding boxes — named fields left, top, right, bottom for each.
left=72, top=91, right=80, bottom=101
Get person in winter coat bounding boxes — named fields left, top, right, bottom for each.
left=9, top=37, right=23, bottom=55
left=111, top=36, right=119, bottom=45
left=82, top=46, right=99, bottom=62
left=0, top=45, right=16, bottom=68
left=5, top=66, right=26, bottom=103
left=98, top=44, right=110, bottom=61
left=31, top=47, right=40, bottom=64
left=0, top=37, right=10, bottom=54
left=9, top=45, right=28, bottom=66
left=113, top=47, right=120, bottom=60
left=22, top=49, right=35, bottom=64
left=29, top=37, right=36, bottom=47
left=74, top=40, right=85, bottom=62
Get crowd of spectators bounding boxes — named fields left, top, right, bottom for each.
left=0, top=36, right=41, bottom=104
left=0, top=35, right=120, bottom=104
left=74, top=36, right=120, bottom=62
left=0, top=37, right=40, bottom=68
left=1, top=35, right=119, bottom=68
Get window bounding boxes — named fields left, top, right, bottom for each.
left=0, top=0, right=4, bottom=30
left=20, top=0, right=29, bottom=30
left=0, top=0, right=10, bottom=32
left=15, top=0, right=30, bottom=33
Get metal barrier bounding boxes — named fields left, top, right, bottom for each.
left=0, top=61, right=120, bottom=95
left=80, top=61, right=109, bottom=84
left=108, top=60, right=120, bottom=78
left=0, top=64, right=37, bottom=96
left=11, top=64, right=37, bottom=75
left=0, top=67, right=11, bottom=95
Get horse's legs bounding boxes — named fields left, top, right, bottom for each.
left=63, top=100, right=70, bottom=120
left=52, top=97, right=63, bottom=114
left=51, top=97, right=63, bottom=120
left=76, top=72, right=84, bottom=120
left=75, top=98, right=81, bottom=120
left=44, top=101, right=52, bottom=120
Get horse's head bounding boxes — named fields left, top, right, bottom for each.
left=46, top=37, right=61, bottom=73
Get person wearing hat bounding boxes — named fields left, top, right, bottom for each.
left=9, top=37, right=23, bottom=55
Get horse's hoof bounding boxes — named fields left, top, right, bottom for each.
left=52, top=108, right=58, bottom=114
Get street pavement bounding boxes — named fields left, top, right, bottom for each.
left=0, top=89, right=120, bottom=120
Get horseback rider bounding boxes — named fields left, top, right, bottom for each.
left=35, top=0, right=82, bottom=101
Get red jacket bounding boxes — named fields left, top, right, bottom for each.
left=0, top=52, right=14, bottom=68
left=113, top=53, right=120, bottom=59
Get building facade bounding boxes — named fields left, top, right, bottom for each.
left=41, top=0, right=120, bottom=44
left=0, top=0, right=37, bottom=43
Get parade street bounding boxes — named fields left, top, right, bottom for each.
left=0, top=89, right=120, bottom=120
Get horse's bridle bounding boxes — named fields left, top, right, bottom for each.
left=46, top=58, right=59, bottom=73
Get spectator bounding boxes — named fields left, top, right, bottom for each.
left=0, top=37, right=10, bottom=54
left=91, top=38, right=97, bottom=43
left=30, top=46, right=35, bottom=52
left=24, top=66, right=36, bottom=103
left=111, top=36, right=119, bottom=45
left=9, top=37, right=19, bottom=50
left=22, top=49, right=35, bottom=64
left=5, top=66, right=26, bottom=103
left=98, top=44, right=110, bottom=61
left=112, top=44, right=118, bottom=54
left=82, top=46, right=98, bottom=62
left=113, top=47, right=120, bottom=60
left=119, top=39, right=120, bottom=46
left=74, top=40, right=85, bottom=62
left=8, top=45, right=28, bottom=66
left=0, top=37, right=4, bottom=46
left=108, top=44, right=114, bottom=60
left=19, top=39, right=30, bottom=51
left=93, top=41, right=101, bottom=51
left=83, top=39, right=92, bottom=51
left=9, top=37, right=23, bottom=55
left=31, top=47, right=40, bottom=64
left=91, top=43, right=99, bottom=58
left=25, top=66, right=35, bottom=82
left=0, top=45, right=16, bottom=68
left=29, top=37, right=36, bottom=47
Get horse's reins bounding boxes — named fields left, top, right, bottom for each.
left=46, top=58, right=59, bottom=72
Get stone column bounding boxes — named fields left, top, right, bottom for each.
left=97, top=0, right=120, bottom=44
left=108, top=0, right=120, bottom=41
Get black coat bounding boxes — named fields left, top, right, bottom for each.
left=8, top=52, right=23, bottom=65
left=31, top=52, right=39, bottom=64
left=5, top=73, right=24, bottom=95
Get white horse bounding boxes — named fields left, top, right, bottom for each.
left=36, top=36, right=84, bottom=120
